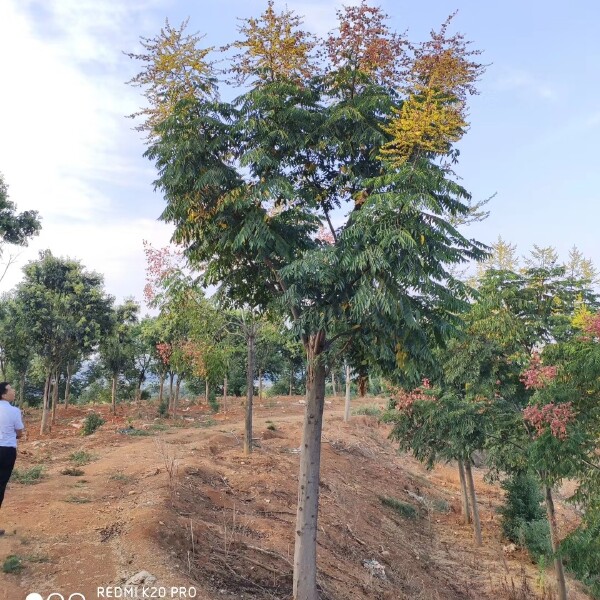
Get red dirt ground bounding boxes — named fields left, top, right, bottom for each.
left=0, top=395, right=592, bottom=600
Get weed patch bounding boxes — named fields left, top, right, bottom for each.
left=10, top=466, right=44, bottom=484
left=61, top=467, right=85, bottom=476
left=379, top=496, right=418, bottom=519
left=82, top=412, right=104, bottom=436
left=69, top=450, right=95, bottom=466
left=2, top=555, right=23, bottom=573
left=352, top=404, right=383, bottom=417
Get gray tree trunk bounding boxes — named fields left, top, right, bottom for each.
left=18, top=372, right=25, bottom=407
left=331, top=370, right=337, bottom=397
left=258, top=368, right=263, bottom=402
left=111, top=372, right=118, bottom=415
left=51, top=370, right=59, bottom=424
left=464, top=461, right=482, bottom=546
left=169, top=372, right=175, bottom=408
left=244, top=332, right=255, bottom=455
left=344, top=362, right=351, bottom=422
left=205, top=378, right=209, bottom=404
left=545, top=485, right=568, bottom=600
left=289, top=366, right=293, bottom=397
left=223, top=376, right=228, bottom=411
left=40, top=371, right=52, bottom=435
left=158, top=371, right=165, bottom=403
left=458, top=460, right=471, bottom=525
left=64, top=363, right=72, bottom=409
left=293, top=331, right=326, bottom=600
left=172, top=377, right=181, bottom=418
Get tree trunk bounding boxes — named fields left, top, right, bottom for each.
left=464, top=461, right=482, bottom=546
left=169, top=372, right=175, bottom=408
left=545, top=485, right=568, bottom=600
left=244, top=332, right=255, bottom=455
left=40, top=371, right=52, bottom=435
left=344, top=362, right=351, bottom=422
left=111, top=372, right=118, bottom=415
left=293, top=331, right=326, bottom=600
left=64, top=363, right=72, bottom=409
left=289, top=365, right=293, bottom=397
left=223, top=376, right=228, bottom=411
left=205, top=379, right=209, bottom=404
left=51, top=370, right=59, bottom=424
left=331, top=370, right=337, bottom=397
left=258, top=368, right=263, bottom=402
left=158, top=371, right=165, bottom=403
left=458, top=460, right=471, bottom=525
left=172, top=377, right=181, bottom=418
left=18, top=371, right=26, bottom=407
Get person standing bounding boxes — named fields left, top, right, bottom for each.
left=0, top=382, right=24, bottom=535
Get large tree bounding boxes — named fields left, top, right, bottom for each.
left=129, top=4, right=486, bottom=598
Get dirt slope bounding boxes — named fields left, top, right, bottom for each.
left=0, top=397, right=591, bottom=600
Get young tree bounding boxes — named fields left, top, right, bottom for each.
left=129, top=4, right=486, bottom=597
left=15, top=251, right=112, bottom=432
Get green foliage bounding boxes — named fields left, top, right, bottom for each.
left=562, top=518, right=600, bottom=597
left=82, top=413, right=104, bottom=436
left=499, top=472, right=546, bottom=543
left=10, top=465, right=44, bottom=484
left=0, top=172, right=41, bottom=251
left=157, top=400, right=168, bottom=417
left=2, top=555, right=23, bottom=574
left=69, top=450, right=95, bottom=465
left=518, top=519, right=552, bottom=563
left=379, top=496, right=417, bottom=519
left=208, top=389, right=219, bottom=413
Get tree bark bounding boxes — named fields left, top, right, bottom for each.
left=51, top=370, right=59, bottom=424
left=18, top=371, right=26, bottom=407
left=205, top=378, right=209, bottom=404
left=331, top=370, right=337, bottom=397
left=64, top=363, right=72, bottom=409
left=169, top=372, right=175, bottom=409
left=111, top=372, right=118, bottom=415
left=258, top=368, right=263, bottom=402
left=464, top=461, right=482, bottom=546
left=244, top=332, right=255, bottom=455
left=223, top=376, right=228, bottom=411
left=289, top=365, right=293, bottom=397
left=458, top=460, right=471, bottom=525
left=293, top=331, right=326, bottom=600
left=158, top=371, right=165, bottom=404
left=40, top=371, right=52, bottom=435
left=545, top=485, right=568, bottom=600
left=344, top=362, right=351, bottom=422
left=172, top=377, right=181, bottom=418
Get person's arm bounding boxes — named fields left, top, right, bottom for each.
left=15, top=409, right=25, bottom=440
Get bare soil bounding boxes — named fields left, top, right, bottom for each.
left=0, top=395, right=592, bottom=600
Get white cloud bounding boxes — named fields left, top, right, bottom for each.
left=0, top=0, right=169, bottom=302
left=492, top=67, right=558, bottom=100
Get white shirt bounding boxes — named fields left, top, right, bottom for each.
left=0, top=400, right=24, bottom=448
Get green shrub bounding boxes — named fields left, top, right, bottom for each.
left=562, top=518, right=600, bottom=598
left=2, top=555, right=23, bottom=573
left=379, top=496, right=417, bottom=519
left=10, top=465, right=44, bottom=484
left=69, top=450, right=94, bottom=466
left=387, top=397, right=397, bottom=410
left=352, top=404, right=382, bottom=417
left=157, top=401, right=168, bottom=417
left=82, top=412, right=104, bottom=435
left=208, top=390, right=219, bottom=413
left=499, top=472, right=546, bottom=542
left=518, top=519, right=552, bottom=562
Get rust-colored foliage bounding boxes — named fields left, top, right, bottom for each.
left=230, top=0, right=316, bottom=83
left=381, top=13, right=485, bottom=166
left=325, top=0, right=408, bottom=89
left=126, top=19, right=214, bottom=135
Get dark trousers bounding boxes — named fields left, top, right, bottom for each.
left=0, top=446, right=17, bottom=508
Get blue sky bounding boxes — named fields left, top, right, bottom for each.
left=0, top=0, right=598, bottom=305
